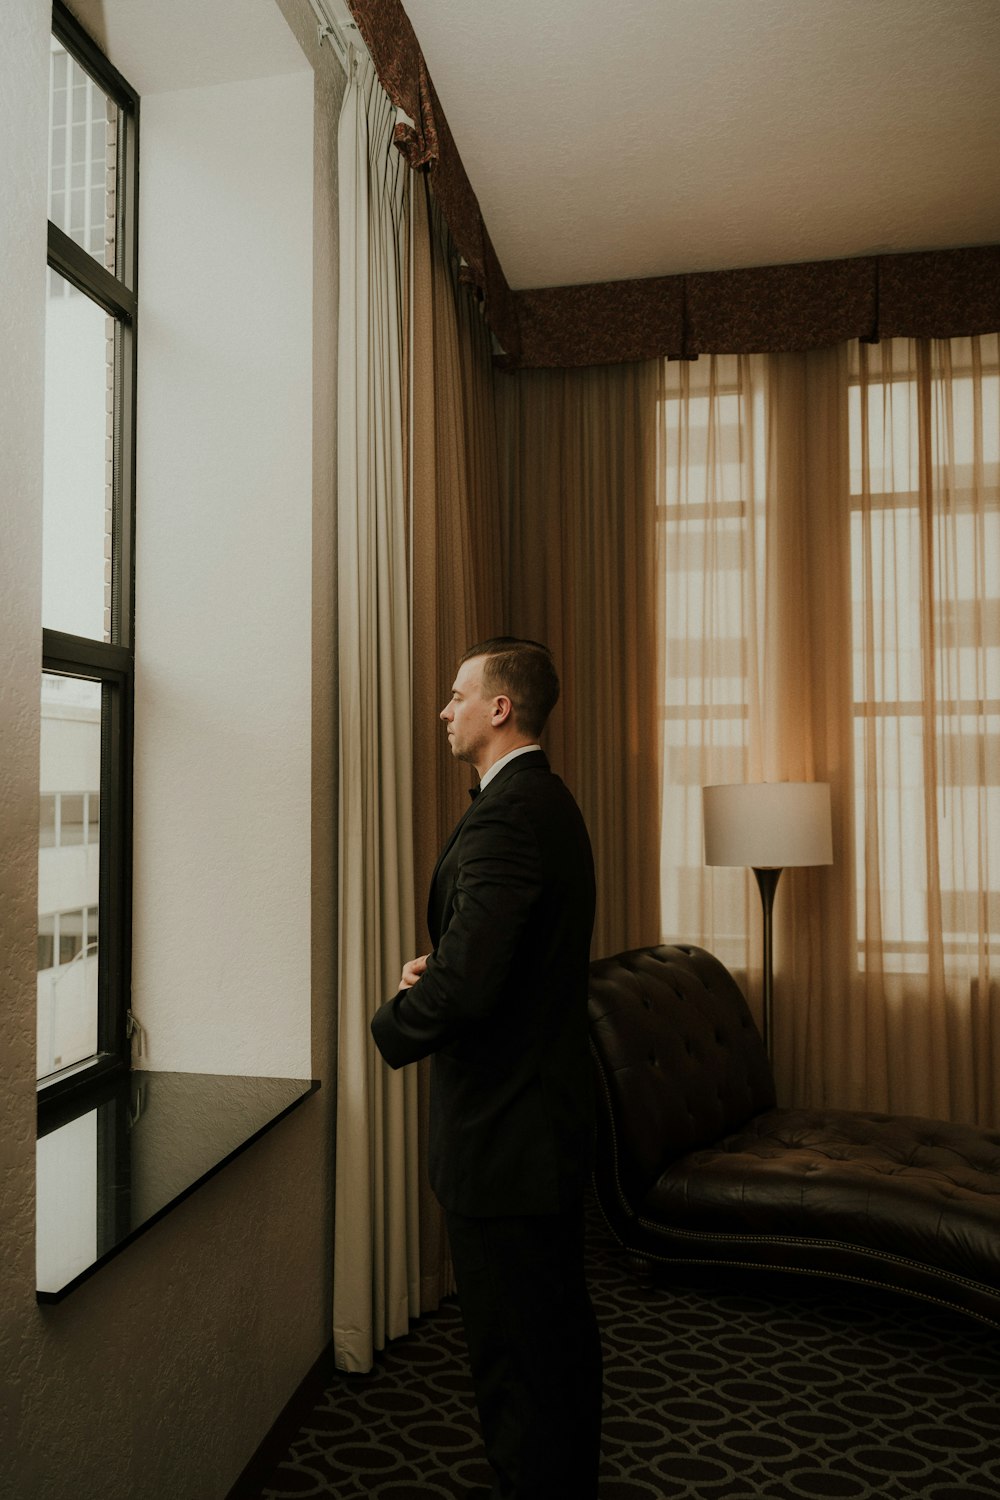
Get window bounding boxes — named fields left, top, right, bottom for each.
left=658, top=354, right=766, bottom=968
left=849, top=338, right=1000, bottom=975
left=657, top=343, right=998, bottom=987
left=39, top=4, right=138, bottom=1106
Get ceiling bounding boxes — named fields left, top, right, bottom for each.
left=401, top=0, right=1000, bottom=290
left=66, top=0, right=309, bottom=94
left=65, top=0, right=1000, bottom=294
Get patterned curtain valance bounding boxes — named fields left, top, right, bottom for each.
left=346, top=2, right=1000, bottom=370
left=509, top=246, right=1000, bottom=368
left=347, top=0, right=522, bottom=359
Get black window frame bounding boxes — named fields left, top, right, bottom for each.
left=39, top=2, right=139, bottom=1117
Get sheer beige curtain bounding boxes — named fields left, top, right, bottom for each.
left=407, top=177, right=505, bottom=1310
left=763, top=346, right=865, bottom=1108
left=657, top=338, right=999, bottom=1124
left=497, top=362, right=660, bottom=957
left=333, top=50, right=419, bottom=1373
left=656, top=353, right=767, bottom=982
left=847, top=336, right=999, bottom=1122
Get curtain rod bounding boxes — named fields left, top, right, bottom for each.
left=305, top=0, right=368, bottom=70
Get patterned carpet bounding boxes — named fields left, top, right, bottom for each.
left=231, top=1201, right=1000, bottom=1500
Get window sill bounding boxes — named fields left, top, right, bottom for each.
left=36, top=1070, right=320, bottom=1302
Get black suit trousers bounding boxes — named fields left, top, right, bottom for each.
left=445, top=1201, right=603, bottom=1500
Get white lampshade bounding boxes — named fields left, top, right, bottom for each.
left=703, top=782, right=833, bottom=869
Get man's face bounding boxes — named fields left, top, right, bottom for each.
left=440, top=656, right=495, bottom=767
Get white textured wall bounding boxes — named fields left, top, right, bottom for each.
left=131, top=69, right=314, bottom=1076
left=0, top=4, right=343, bottom=1496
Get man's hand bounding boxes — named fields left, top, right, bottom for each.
left=399, top=954, right=429, bottom=990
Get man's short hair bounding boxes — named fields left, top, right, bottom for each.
left=461, top=637, right=560, bottom=738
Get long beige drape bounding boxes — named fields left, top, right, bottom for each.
left=496, top=363, right=661, bottom=957
left=657, top=338, right=998, bottom=1124
left=333, top=51, right=419, bottom=1373
left=332, top=116, right=515, bottom=1353
left=407, top=178, right=506, bottom=1309
left=410, top=180, right=504, bottom=888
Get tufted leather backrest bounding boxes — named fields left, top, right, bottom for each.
left=588, top=944, right=777, bottom=1206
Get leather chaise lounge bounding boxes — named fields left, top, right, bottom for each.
left=587, top=944, right=1000, bottom=1328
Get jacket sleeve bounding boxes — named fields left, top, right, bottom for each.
left=370, top=797, right=542, bottom=1069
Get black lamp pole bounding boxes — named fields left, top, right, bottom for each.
left=752, top=866, right=782, bottom=1060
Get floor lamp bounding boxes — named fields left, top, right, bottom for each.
left=702, top=782, right=833, bottom=1058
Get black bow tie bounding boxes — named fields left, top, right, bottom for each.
left=469, top=785, right=480, bottom=801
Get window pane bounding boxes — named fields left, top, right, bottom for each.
left=39, top=674, right=101, bottom=1080
left=49, top=38, right=116, bottom=275
left=59, top=909, right=85, bottom=965
left=60, top=793, right=85, bottom=846
left=40, top=794, right=56, bottom=849
left=36, top=1109, right=98, bottom=1297
left=38, top=915, right=55, bottom=973
left=43, top=273, right=113, bottom=641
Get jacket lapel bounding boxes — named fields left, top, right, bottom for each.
left=428, top=793, right=477, bottom=902
left=427, top=751, right=551, bottom=939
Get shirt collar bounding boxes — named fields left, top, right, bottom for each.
left=477, top=743, right=542, bottom=794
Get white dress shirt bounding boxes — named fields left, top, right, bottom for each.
left=477, top=743, right=542, bottom=793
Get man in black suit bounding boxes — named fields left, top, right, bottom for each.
left=371, top=637, right=602, bottom=1500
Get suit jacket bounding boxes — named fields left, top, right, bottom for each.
left=370, top=749, right=597, bottom=1216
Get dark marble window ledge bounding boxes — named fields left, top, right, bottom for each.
left=36, top=1070, right=320, bottom=1303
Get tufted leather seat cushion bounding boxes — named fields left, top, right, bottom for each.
left=647, top=1108, right=1000, bottom=1281
left=589, top=944, right=1000, bottom=1327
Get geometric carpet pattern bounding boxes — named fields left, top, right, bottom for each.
left=233, top=1200, right=1000, bottom=1500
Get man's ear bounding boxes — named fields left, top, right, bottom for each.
left=493, top=695, right=513, bottom=725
